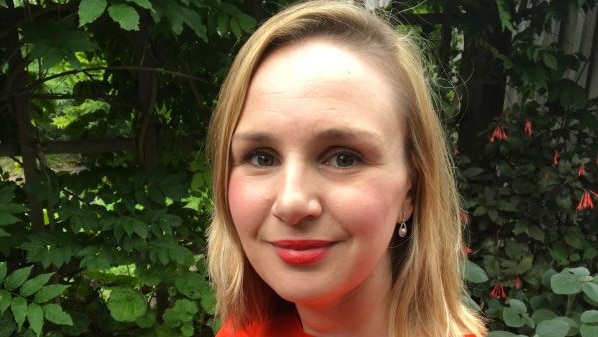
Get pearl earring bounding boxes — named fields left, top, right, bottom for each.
left=398, top=212, right=408, bottom=238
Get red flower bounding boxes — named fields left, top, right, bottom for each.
left=576, top=190, right=595, bottom=211
left=514, top=277, right=522, bottom=289
left=461, top=244, right=473, bottom=257
left=553, top=150, right=560, bottom=167
left=489, top=124, right=507, bottom=142
left=490, top=282, right=507, bottom=299
left=524, top=119, right=532, bottom=136
left=578, top=164, right=586, bottom=176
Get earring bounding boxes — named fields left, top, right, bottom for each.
left=398, top=212, right=408, bottom=238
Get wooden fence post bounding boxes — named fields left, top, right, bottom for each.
left=4, top=2, right=44, bottom=232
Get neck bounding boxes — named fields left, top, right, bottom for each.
left=295, top=256, right=392, bottom=337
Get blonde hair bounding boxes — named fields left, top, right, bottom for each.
left=207, top=1, right=486, bottom=336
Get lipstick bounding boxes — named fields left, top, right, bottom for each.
left=272, top=240, right=332, bottom=265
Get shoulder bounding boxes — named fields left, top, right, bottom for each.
left=215, top=311, right=311, bottom=337
left=214, top=319, right=248, bottom=337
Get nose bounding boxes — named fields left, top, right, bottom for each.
left=271, top=163, right=322, bottom=225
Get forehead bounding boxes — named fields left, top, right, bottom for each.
left=240, top=38, right=401, bottom=123
left=252, top=38, right=395, bottom=97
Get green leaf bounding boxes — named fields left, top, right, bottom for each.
left=108, top=3, right=140, bottom=31
left=236, top=13, right=257, bottom=32
left=220, top=2, right=241, bottom=15
left=180, top=323, right=194, bottom=337
left=581, top=310, right=598, bottom=324
left=229, top=17, right=242, bottom=39
left=4, top=265, right=33, bottom=291
left=200, top=285, right=215, bottom=313
left=0, top=185, right=14, bottom=203
left=127, top=0, right=153, bottom=10
left=497, top=201, right=517, bottom=212
left=11, top=296, right=27, bottom=329
left=564, top=232, right=583, bottom=249
left=543, top=52, right=558, bottom=70
left=20, top=273, right=54, bottom=298
left=553, top=317, right=578, bottom=336
left=26, top=303, right=44, bottom=337
left=536, top=319, right=570, bottom=337
left=551, top=270, right=582, bottom=295
left=0, top=313, right=16, bottom=337
left=462, top=167, right=484, bottom=178
left=0, top=289, right=11, bottom=314
left=179, top=7, right=207, bottom=42
left=158, top=174, right=186, bottom=201
left=509, top=299, right=527, bottom=313
left=43, top=303, right=73, bottom=326
left=580, top=325, right=598, bottom=337
left=582, top=282, right=598, bottom=302
left=0, top=262, right=6, bottom=282
left=136, top=312, right=156, bottom=328
left=487, top=332, right=520, bottom=337
left=532, top=309, right=558, bottom=324
left=34, top=284, right=69, bottom=304
left=528, top=225, right=545, bottom=242
left=463, top=260, right=489, bottom=283
left=554, top=79, right=588, bottom=108
left=504, top=307, right=527, bottom=328
left=496, top=0, right=515, bottom=32
left=0, top=212, right=20, bottom=226
left=217, top=12, right=229, bottom=36
left=163, top=299, right=198, bottom=326
left=106, top=288, right=147, bottom=322
left=78, top=0, right=107, bottom=26
left=175, top=273, right=206, bottom=300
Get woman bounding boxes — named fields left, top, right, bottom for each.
left=207, top=1, right=486, bottom=336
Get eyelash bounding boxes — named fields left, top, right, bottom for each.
left=244, top=149, right=279, bottom=167
left=241, top=147, right=363, bottom=169
left=323, top=148, right=362, bottom=169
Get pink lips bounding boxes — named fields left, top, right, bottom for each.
left=272, top=240, right=333, bottom=265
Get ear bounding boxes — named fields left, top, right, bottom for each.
left=398, top=181, right=415, bottom=223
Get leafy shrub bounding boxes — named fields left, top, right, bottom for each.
left=0, top=0, right=262, bottom=335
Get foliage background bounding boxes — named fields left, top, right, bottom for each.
left=0, top=0, right=597, bottom=336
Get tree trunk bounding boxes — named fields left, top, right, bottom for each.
left=3, top=1, right=45, bottom=232
left=456, top=2, right=512, bottom=165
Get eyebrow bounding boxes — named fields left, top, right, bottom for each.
left=232, top=127, right=381, bottom=143
left=231, top=132, right=274, bottom=143
left=314, top=128, right=379, bottom=141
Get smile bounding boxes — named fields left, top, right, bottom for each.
left=272, top=240, right=333, bottom=265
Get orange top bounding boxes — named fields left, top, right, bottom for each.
left=216, top=311, right=309, bottom=337
left=215, top=311, right=477, bottom=337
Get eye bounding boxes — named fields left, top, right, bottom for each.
left=324, top=149, right=361, bottom=169
left=246, top=149, right=277, bottom=167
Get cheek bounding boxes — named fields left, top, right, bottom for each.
left=330, top=180, right=405, bottom=239
left=227, top=175, right=271, bottom=232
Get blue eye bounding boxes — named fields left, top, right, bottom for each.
left=326, top=150, right=360, bottom=169
left=247, top=150, right=276, bottom=167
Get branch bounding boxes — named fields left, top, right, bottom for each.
left=1, top=66, right=209, bottom=102
left=0, top=136, right=201, bottom=157
left=30, top=93, right=112, bottom=100
left=0, top=139, right=135, bottom=156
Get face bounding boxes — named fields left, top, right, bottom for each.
left=228, top=39, right=414, bottom=308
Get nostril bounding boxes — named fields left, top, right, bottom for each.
left=271, top=191, right=322, bottom=225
